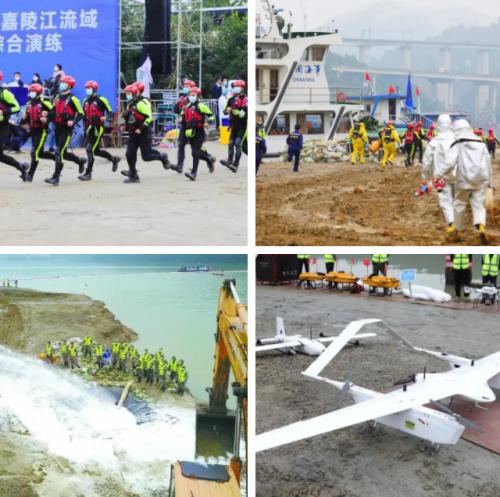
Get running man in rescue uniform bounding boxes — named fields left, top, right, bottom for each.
left=21, top=83, right=56, bottom=182
left=349, top=121, right=368, bottom=165
left=45, top=75, right=87, bottom=186
left=172, top=79, right=195, bottom=173
left=0, top=71, right=28, bottom=181
left=80, top=80, right=120, bottom=181
left=121, top=84, right=171, bottom=183
left=404, top=123, right=418, bottom=166
left=414, top=121, right=425, bottom=164
left=221, top=80, right=247, bottom=173
left=179, top=86, right=216, bottom=181
left=380, top=122, right=400, bottom=167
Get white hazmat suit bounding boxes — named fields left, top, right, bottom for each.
left=439, top=119, right=492, bottom=239
left=422, top=114, right=455, bottom=227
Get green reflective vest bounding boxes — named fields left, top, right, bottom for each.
left=178, top=368, right=186, bottom=382
left=324, top=254, right=335, bottom=263
left=45, top=343, right=53, bottom=356
left=482, top=255, right=499, bottom=277
left=95, top=345, right=104, bottom=358
left=297, top=254, right=310, bottom=260
left=69, top=345, right=77, bottom=357
left=84, top=336, right=92, bottom=346
left=453, top=254, right=469, bottom=270
left=112, top=343, right=120, bottom=354
left=372, top=254, right=388, bottom=263
left=60, top=343, right=68, bottom=354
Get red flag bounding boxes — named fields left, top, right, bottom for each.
left=388, top=85, right=396, bottom=94
left=362, top=258, right=370, bottom=267
left=365, top=71, right=371, bottom=82
left=416, top=86, right=421, bottom=97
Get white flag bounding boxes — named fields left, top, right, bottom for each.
left=136, top=56, right=153, bottom=98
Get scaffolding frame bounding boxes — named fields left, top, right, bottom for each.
left=119, top=0, right=204, bottom=88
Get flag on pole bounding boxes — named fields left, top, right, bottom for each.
left=405, top=74, right=414, bottom=111
left=365, top=71, right=371, bottom=82
left=136, top=56, right=153, bottom=98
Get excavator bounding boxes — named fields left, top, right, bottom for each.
left=169, top=279, right=247, bottom=497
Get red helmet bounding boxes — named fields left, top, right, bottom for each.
left=429, top=124, right=436, bottom=130
left=28, top=83, right=43, bottom=94
left=232, top=80, right=246, bottom=89
left=408, top=123, right=415, bottom=129
left=189, top=86, right=202, bottom=96
left=0, top=71, right=3, bottom=82
left=474, top=129, right=482, bottom=136
left=135, top=82, right=145, bottom=93
left=60, top=75, right=75, bottom=89
left=183, top=79, right=196, bottom=88
left=489, top=128, right=494, bottom=133
left=125, top=84, right=140, bottom=96
left=416, top=121, right=423, bottom=128
left=386, top=121, right=393, bottom=127
left=85, top=80, right=99, bottom=90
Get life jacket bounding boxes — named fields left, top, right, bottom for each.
left=405, top=130, right=415, bottom=145
left=233, top=95, right=248, bottom=110
left=176, top=95, right=188, bottom=113
left=184, top=104, right=204, bottom=129
left=0, top=89, right=11, bottom=114
left=54, top=95, right=76, bottom=125
left=83, top=97, right=105, bottom=126
left=126, top=101, right=147, bottom=130
left=27, top=100, right=46, bottom=129
left=488, top=133, right=496, bottom=144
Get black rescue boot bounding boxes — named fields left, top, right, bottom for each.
left=184, top=171, right=196, bottom=181
left=160, top=153, right=171, bottom=170
left=111, top=156, right=120, bottom=172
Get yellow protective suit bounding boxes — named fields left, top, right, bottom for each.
left=381, top=126, right=401, bottom=167
left=349, top=123, right=368, bottom=164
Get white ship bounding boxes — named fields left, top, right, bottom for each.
left=256, top=0, right=366, bottom=151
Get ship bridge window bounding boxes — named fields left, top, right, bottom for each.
left=297, top=113, right=324, bottom=135
left=269, top=114, right=289, bottom=135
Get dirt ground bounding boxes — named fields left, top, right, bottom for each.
left=0, top=288, right=137, bottom=354
left=256, top=158, right=500, bottom=246
left=0, top=142, right=246, bottom=245
left=256, top=285, right=500, bottom=497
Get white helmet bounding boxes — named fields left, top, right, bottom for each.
left=453, top=119, right=471, bottom=133
left=437, top=114, right=452, bottom=132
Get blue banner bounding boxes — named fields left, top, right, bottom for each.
left=0, top=1, right=120, bottom=108
left=400, top=269, right=417, bottom=283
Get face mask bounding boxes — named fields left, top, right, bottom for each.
left=59, top=83, right=69, bottom=93
left=33, top=76, right=39, bottom=82
left=14, top=76, right=20, bottom=82
left=126, top=94, right=133, bottom=102
left=85, top=88, right=94, bottom=96
left=182, top=87, right=189, bottom=95
left=188, top=95, right=197, bottom=103
left=29, top=92, right=37, bottom=99
left=233, top=87, right=242, bottom=95
left=222, top=80, right=227, bottom=87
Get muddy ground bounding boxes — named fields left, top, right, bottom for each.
left=256, top=158, right=500, bottom=246
left=256, top=285, right=500, bottom=497
left=0, top=288, right=137, bottom=354
left=0, top=142, right=246, bottom=246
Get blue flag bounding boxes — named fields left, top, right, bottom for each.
left=405, top=74, right=414, bottom=110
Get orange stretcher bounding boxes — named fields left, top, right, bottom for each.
left=298, top=272, right=324, bottom=282
left=363, top=275, right=401, bottom=289
left=325, top=271, right=358, bottom=285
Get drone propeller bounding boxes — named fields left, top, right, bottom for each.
left=430, top=400, right=483, bottom=433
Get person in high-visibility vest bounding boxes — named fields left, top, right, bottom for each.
left=297, top=254, right=310, bottom=274
left=482, top=254, right=499, bottom=286
left=45, top=341, right=54, bottom=364
left=69, top=342, right=78, bottom=369
left=451, top=254, right=472, bottom=300
left=95, top=344, right=104, bottom=369
left=111, top=342, right=120, bottom=367
left=83, top=335, right=93, bottom=358
left=370, top=254, right=389, bottom=295
left=324, top=254, right=336, bottom=289
left=177, top=367, right=187, bottom=395
left=60, top=341, right=69, bottom=367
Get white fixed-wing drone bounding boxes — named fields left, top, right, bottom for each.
left=256, top=318, right=500, bottom=452
left=256, top=316, right=377, bottom=356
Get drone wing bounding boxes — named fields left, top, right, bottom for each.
left=256, top=341, right=301, bottom=352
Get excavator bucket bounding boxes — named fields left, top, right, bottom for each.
left=195, top=404, right=236, bottom=457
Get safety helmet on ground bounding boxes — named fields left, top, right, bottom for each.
left=60, top=75, right=76, bottom=89
left=85, top=80, right=99, bottom=90
left=189, top=86, right=202, bottom=96
left=28, top=83, right=43, bottom=94
left=125, top=84, right=140, bottom=96
left=231, top=80, right=246, bottom=89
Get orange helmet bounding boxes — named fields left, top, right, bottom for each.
left=232, top=80, right=246, bottom=89
left=60, top=75, right=75, bottom=89
left=28, top=83, right=43, bottom=94
left=135, top=82, right=145, bottom=93
left=85, top=80, right=99, bottom=90
left=125, top=84, right=140, bottom=96
left=189, top=86, right=202, bottom=96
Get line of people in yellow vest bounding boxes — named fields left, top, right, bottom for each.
left=43, top=336, right=188, bottom=394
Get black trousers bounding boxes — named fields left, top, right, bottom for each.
left=405, top=142, right=415, bottom=165
left=415, top=139, right=423, bottom=163
left=0, top=124, right=23, bottom=171
left=487, top=142, right=496, bottom=157
left=86, top=125, right=115, bottom=172
left=454, top=268, right=471, bottom=297
left=187, top=129, right=212, bottom=175
left=326, top=261, right=335, bottom=287
left=288, top=150, right=301, bottom=171
left=297, top=259, right=309, bottom=274
left=371, top=262, right=387, bottom=277
left=228, top=124, right=246, bottom=166
left=29, top=128, right=55, bottom=175
left=482, top=275, right=497, bottom=286
left=177, top=127, right=187, bottom=168
left=53, top=125, right=81, bottom=178
left=126, top=128, right=163, bottom=177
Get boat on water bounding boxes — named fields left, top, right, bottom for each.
left=178, top=264, right=210, bottom=273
